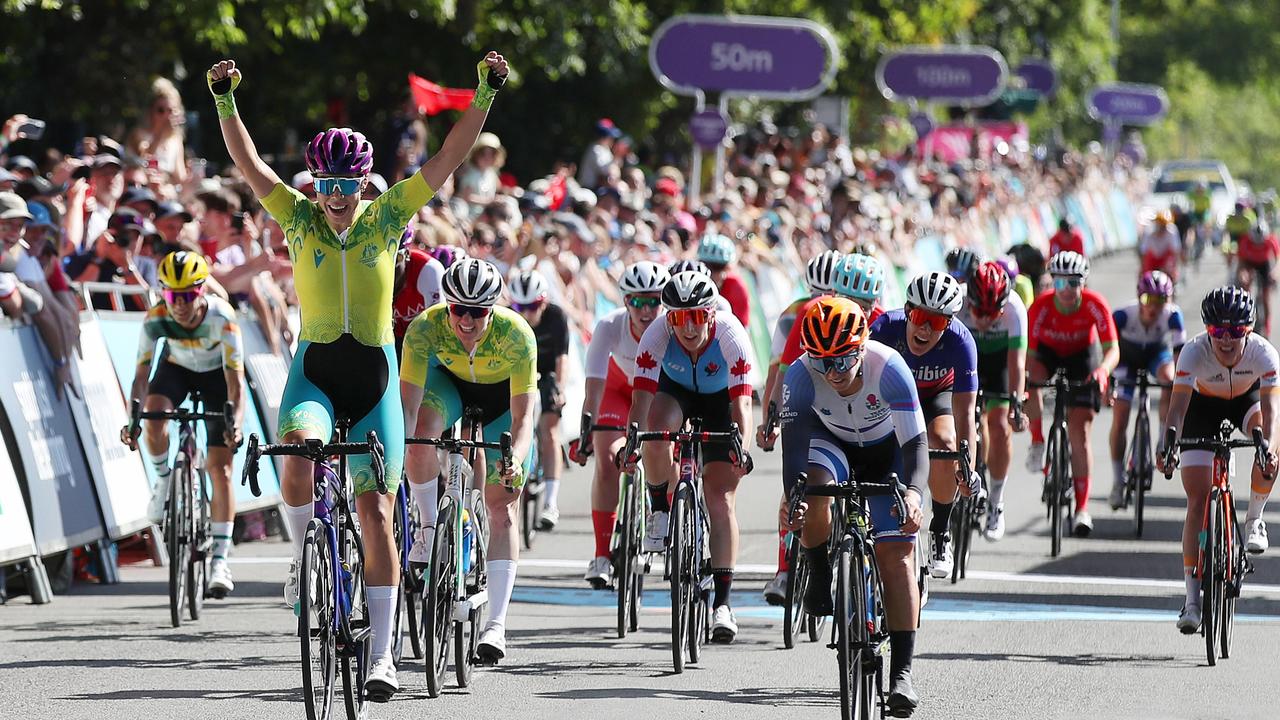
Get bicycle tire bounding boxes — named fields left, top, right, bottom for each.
left=455, top=609, right=478, bottom=687
left=616, top=474, right=635, bottom=639
left=949, top=496, right=968, bottom=584
left=521, top=479, right=539, bottom=550
left=862, top=546, right=886, bottom=720
left=187, top=465, right=209, bottom=620
left=668, top=487, right=692, bottom=673
left=689, top=496, right=710, bottom=661
left=1133, top=408, right=1150, bottom=538
left=391, top=486, right=407, bottom=664
left=783, top=535, right=806, bottom=649
left=168, top=456, right=190, bottom=628
left=1048, top=427, right=1065, bottom=558
left=1203, top=490, right=1219, bottom=666
left=300, top=521, right=337, bottom=720
left=339, top=520, right=369, bottom=720
left=628, top=472, right=646, bottom=634
left=1221, top=495, right=1238, bottom=659
left=423, top=496, right=455, bottom=698
left=835, top=540, right=859, bottom=720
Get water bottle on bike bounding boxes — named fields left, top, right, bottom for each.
left=461, top=509, right=475, bottom=574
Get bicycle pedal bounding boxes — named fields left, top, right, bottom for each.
left=349, top=626, right=372, bottom=646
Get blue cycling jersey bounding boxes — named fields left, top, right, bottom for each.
left=870, top=309, right=978, bottom=399
left=633, top=313, right=757, bottom=398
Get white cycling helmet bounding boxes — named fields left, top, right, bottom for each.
left=619, top=260, right=670, bottom=295
left=442, top=258, right=504, bottom=307
left=805, top=250, right=844, bottom=295
left=508, top=269, right=549, bottom=305
left=1047, top=250, right=1090, bottom=279
left=832, top=253, right=884, bottom=303
left=669, top=259, right=712, bottom=277
left=661, top=271, right=719, bottom=310
left=905, top=271, right=964, bottom=316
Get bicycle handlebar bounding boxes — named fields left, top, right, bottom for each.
left=787, top=471, right=910, bottom=530
left=128, top=398, right=239, bottom=447
left=241, top=431, right=388, bottom=498
left=1161, top=426, right=1270, bottom=479
left=406, top=432, right=516, bottom=490
left=761, top=401, right=780, bottom=452
left=620, top=420, right=746, bottom=471
left=574, top=412, right=627, bottom=461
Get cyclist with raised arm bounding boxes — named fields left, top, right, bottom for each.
left=758, top=249, right=841, bottom=604
left=1107, top=271, right=1185, bottom=510
left=121, top=251, right=244, bottom=596
left=1155, top=287, right=1279, bottom=633
left=1025, top=251, right=1119, bottom=537
left=207, top=51, right=509, bottom=699
left=622, top=271, right=757, bottom=643
left=779, top=297, right=928, bottom=717
left=871, top=272, right=980, bottom=579
left=572, top=261, right=669, bottom=589
left=401, top=258, right=536, bottom=663
left=508, top=269, right=570, bottom=529
left=957, top=261, right=1028, bottom=540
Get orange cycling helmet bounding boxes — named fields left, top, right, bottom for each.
left=800, top=296, right=869, bottom=358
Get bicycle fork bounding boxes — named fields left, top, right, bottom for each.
left=449, top=450, right=487, bottom=622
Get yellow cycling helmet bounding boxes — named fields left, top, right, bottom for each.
left=157, top=251, right=210, bottom=290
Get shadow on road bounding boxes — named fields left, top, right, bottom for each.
left=533, top=685, right=838, bottom=706
left=915, top=650, right=1199, bottom=670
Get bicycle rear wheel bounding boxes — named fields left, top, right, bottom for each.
left=300, top=521, right=337, bottom=720
left=783, top=535, right=807, bottom=649
left=168, top=458, right=191, bottom=628
left=835, top=540, right=868, bottom=720
left=628, top=478, right=646, bottom=634
left=668, top=487, right=693, bottom=673
left=949, top=496, right=969, bottom=584
left=521, top=477, right=540, bottom=550
left=1202, top=491, right=1220, bottom=666
left=1133, top=409, right=1150, bottom=538
left=423, top=497, right=456, bottom=698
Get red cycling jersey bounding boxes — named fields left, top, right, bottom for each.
left=1237, top=233, right=1280, bottom=267
left=1027, top=288, right=1117, bottom=356
left=1049, top=228, right=1085, bottom=258
left=719, top=271, right=751, bottom=328
left=393, top=249, right=444, bottom=339
left=779, top=296, right=883, bottom=365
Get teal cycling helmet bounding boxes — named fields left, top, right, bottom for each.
left=832, top=253, right=884, bottom=303
left=696, top=234, right=737, bottom=267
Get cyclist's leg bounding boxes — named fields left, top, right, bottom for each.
left=479, top=407, right=534, bottom=638
left=1241, top=399, right=1272, bottom=547
left=277, top=341, right=337, bottom=546
left=1179, top=457, right=1213, bottom=611
left=697, top=389, right=740, bottom=611
left=924, top=399, right=957, bottom=538
left=641, top=385, right=683, bottom=513
left=406, top=367, right=462, bottom=539
left=193, top=368, right=236, bottom=575
left=864, top=447, right=920, bottom=710
left=796, top=427, right=847, bottom=612
left=140, top=359, right=189, bottom=488
left=1067, top=405, right=1097, bottom=514
left=984, top=402, right=1012, bottom=504
left=537, top=376, right=563, bottom=517
left=1025, top=353, right=1050, bottom=450
left=590, top=369, right=631, bottom=567
left=1109, top=396, right=1133, bottom=496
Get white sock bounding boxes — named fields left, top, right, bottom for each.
left=366, top=585, right=397, bottom=663
left=1112, top=459, right=1126, bottom=488
left=412, top=478, right=438, bottom=528
left=147, top=450, right=171, bottom=478
left=1247, top=491, right=1270, bottom=524
left=542, top=478, right=560, bottom=509
left=988, top=477, right=1007, bottom=509
left=486, top=559, right=517, bottom=630
left=211, top=521, right=234, bottom=561
left=1184, top=567, right=1199, bottom=606
left=283, top=501, right=313, bottom=558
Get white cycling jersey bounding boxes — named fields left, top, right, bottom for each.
left=1113, top=301, right=1186, bottom=350
left=584, top=306, right=663, bottom=382
left=1174, top=332, right=1280, bottom=400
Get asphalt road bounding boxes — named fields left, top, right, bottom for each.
left=2, top=248, right=1277, bottom=720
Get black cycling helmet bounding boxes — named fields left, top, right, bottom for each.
left=1201, top=285, right=1256, bottom=327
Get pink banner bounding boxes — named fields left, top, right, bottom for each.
left=918, top=122, right=1028, bottom=163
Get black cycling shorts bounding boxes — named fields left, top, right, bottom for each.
left=538, top=373, right=561, bottom=418
left=976, top=350, right=1009, bottom=402
left=922, top=391, right=953, bottom=422
left=1183, top=383, right=1262, bottom=440
left=148, top=360, right=230, bottom=447
left=1033, top=345, right=1101, bottom=411
left=657, top=371, right=735, bottom=464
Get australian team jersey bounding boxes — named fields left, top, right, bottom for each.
left=1027, top=289, right=1117, bottom=357
left=633, top=312, right=757, bottom=398
left=401, top=304, right=537, bottom=396
left=136, top=295, right=243, bottom=374
left=779, top=341, right=926, bottom=484
left=261, top=173, right=435, bottom=347
left=957, top=291, right=1028, bottom=356
left=1174, top=333, right=1280, bottom=400
left=870, top=309, right=978, bottom=398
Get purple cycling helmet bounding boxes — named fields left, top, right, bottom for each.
left=429, top=244, right=467, bottom=268
left=995, top=254, right=1019, bottom=279
left=305, top=128, right=374, bottom=176
left=1137, top=270, right=1174, bottom=298
left=399, top=226, right=415, bottom=251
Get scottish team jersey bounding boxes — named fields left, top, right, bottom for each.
left=633, top=313, right=757, bottom=398
left=870, top=309, right=978, bottom=398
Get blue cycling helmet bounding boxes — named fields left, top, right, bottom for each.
left=1202, top=285, right=1256, bottom=327
left=696, top=234, right=737, bottom=267
left=832, top=253, right=884, bottom=304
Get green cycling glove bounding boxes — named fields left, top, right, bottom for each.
left=472, top=60, right=508, bottom=112
left=207, top=69, right=243, bottom=120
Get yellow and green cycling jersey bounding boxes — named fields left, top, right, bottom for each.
left=1188, top=189, right=1212, bottom=215
left=1225, top=211, right=1256, bottom=239
left=1013, top=274, right=1035, bottom=310
left=260, top=173, right=435, bottom=347
left=401, top=304, right=538, bottom=395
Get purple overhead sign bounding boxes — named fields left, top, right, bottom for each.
left=649, top=15, right=837, bottom=99
left=1087, top=83, right=1169, bottom=125
left=689, top=110, right=729, bottom=149
left=876, top=46, right=1009, bottom=106
left=1016, top=59, right=1057, bottom=97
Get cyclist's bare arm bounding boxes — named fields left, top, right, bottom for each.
left=953, top=390, right=978, bottom=468
left=400, top=379, right=426, bottom=437
left=730, top=394, right=755, bottom=456
left=208, top=60, right=282, bottom=199
left=419, top=52, right=509, bottom=192
left=223, top=365, right=245, bottom=443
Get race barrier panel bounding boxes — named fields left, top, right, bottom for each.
left=0, top=427, right=52, bottom=602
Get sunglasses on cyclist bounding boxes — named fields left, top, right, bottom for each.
left=1207, top=324, right=1249, bottom=339
left=810, top=348, right=864, bottom=375
left=1053, top=276, right=1084, bottom=290
left=666, top=308, right=712, bottom=327
left=626, top=295, right=662, bottom=310
left=970, top=305, right=1003, bottom=320
left=163, top=286, right=204, bottom=305
left=1139, top=293, right=1168, bottom=306
left=906, top=305, right=950, bottom=332
left=511, top=299, right=545, bottom=313
left=449, top=304, right=492, bottom=320
left=313, top=176, right=364, bottom=197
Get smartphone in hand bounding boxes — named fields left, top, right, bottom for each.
left=16, top=118, right=45, bottom=140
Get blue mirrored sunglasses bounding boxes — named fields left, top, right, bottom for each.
left=313, top=176, right=363, bottom=196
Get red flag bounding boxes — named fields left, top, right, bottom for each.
left=408, top=73, right=475, bottom=116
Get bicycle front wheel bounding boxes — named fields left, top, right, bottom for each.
left=1047, top=428, right=1066, bottom=558
left=167, top=459, right=190, bottom=628
left=1133, top=409, right=1150, bottom=538
left=423, top=497, right=456, bottom=698
left=616, top=475, right=635, bottom=639
left=1202, top=491, right=1220, bottom=667
left=949, top=496, right=969, bottom=584
left=668, top=487, right=693, bottom=673
left=300, top=521, right=337, bottom=720
left=835, top=541, right=865, bottom=720
left=783, top=535, right=807, bottom=649
left=1219, top=495, right=1238, bottom=659
left=521, top=479, right=539, bottom=550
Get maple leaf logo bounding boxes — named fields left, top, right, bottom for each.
left=730, top=358, right=751, bottom=377
left=636, top=351, right=657, bottom=371
left=705, top=362, right=721, bottom=376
